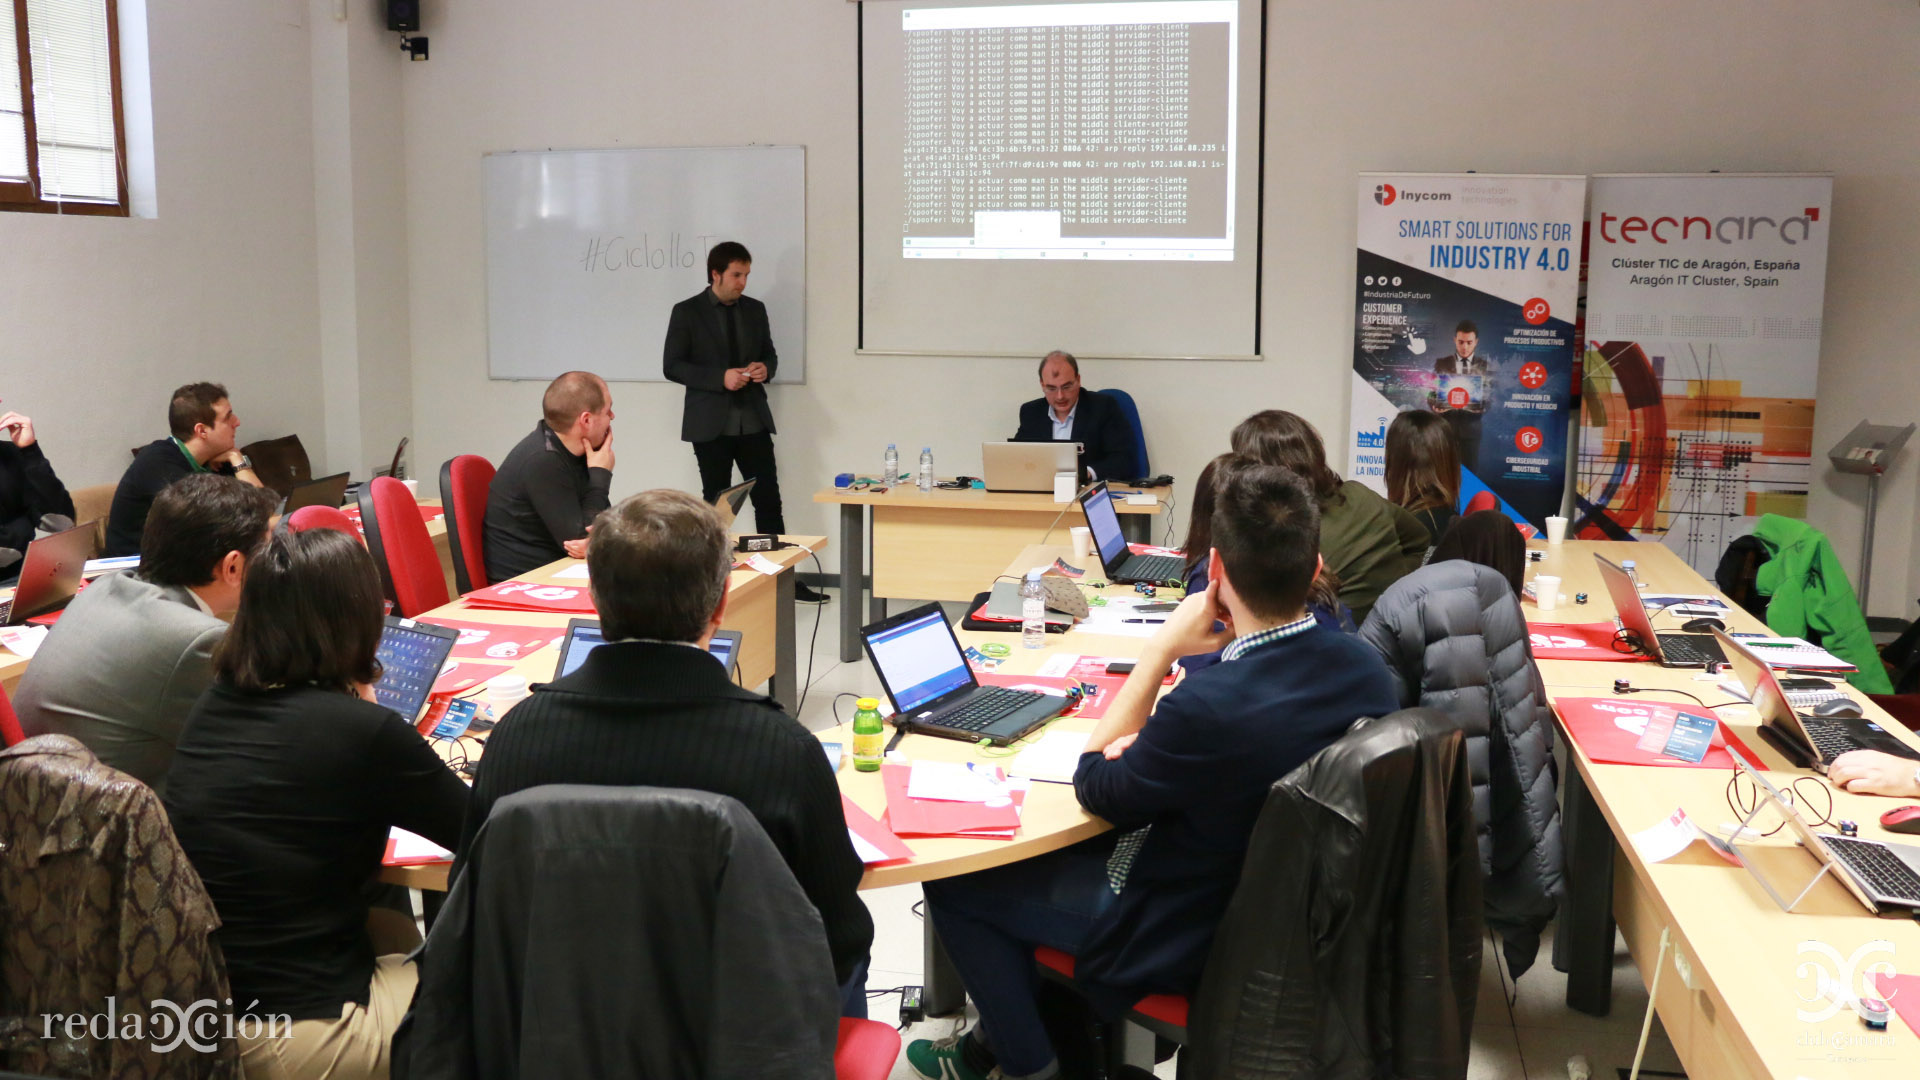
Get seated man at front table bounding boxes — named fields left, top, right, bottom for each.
left=483, top=370, right=615, bottom=582
left=103, top=381, right=266, bottom=557
left=458, top=489, right=874, bottom=1010
left=16, top=474, right=277, bottom=793
left=907, top=458, right=1401, bottom=1080
left=1012, top=350, right=1138, bottom=481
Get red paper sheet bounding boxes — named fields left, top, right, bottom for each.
left=881, top=762, right=1023, bottom=837
left=1126, top=542, right=1181, bottom=557
left=430, top=661, right=512, bottom=695
left=416, top=617, right=559, bottom=660
left=841, top=795, right=914, bottom=866
left=1869, top=973, right=1920, bottom=1037
left=1529, top=622, right=1653, bottom=662
left=1555, top=697, right=1767, bottom=770
left=463, top=579, right=597, bottom=614
left=1059, top=655, right=1179, bottom=687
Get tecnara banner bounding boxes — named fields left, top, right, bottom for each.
left=1348, top=173, right=1586, bottom=531
left=1576, top=174, right=1831, bottom=575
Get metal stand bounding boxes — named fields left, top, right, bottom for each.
left=1827, top=420, right=1915, bottom=616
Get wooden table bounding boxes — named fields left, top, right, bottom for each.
left=814, top=483, right=1173, bottom=663
left=1526, top=539, right=1920, bottom=1077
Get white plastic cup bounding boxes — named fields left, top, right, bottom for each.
left=487, top=674, right=530, bottom=717
left=1544, top=515, right=1568, bottom=544
left=1070, top=526, right=1093, bottom=561
left=400, top=478, right=419, bottom=498
left=1535, top=575, right=1561, bottom=611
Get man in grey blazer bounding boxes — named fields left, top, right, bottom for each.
left=15, top=473, right=277, bottom=793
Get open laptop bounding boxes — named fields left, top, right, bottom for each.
left=1728, top=747, right=1920, bottom=913
left=373, top=617, right=461, bottom=726
left=860, top=602, right=1065, bottom=746
left=1714, top=626, right=1918, bottom=772
left=1079, top=482, right=1182, bottom=585
left=284, top=471, right=351, bottom=514
left=0, top=521, right=97, bottom=625
left=983, top=441, right=1080, bottom=494
left=712, top=480, right=756, bottom=531
left=1593, top=554, right=1726, bottom=667
left=555, top=618, right=742, bottom=681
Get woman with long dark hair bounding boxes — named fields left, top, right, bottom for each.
left=1384, top=410, right=1460, bottom=551
left=165, top=527, right=468, bottom=1080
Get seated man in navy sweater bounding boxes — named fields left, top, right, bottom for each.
left=908, top=457, right=1401, bottom=1080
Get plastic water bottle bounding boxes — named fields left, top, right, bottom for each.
left=1022, top=568, right=1047, bottom=649
left=883, top=443, right=899, bottom=487
left=918, top=447, right=934, bottom=492
left=1622, top=559, right=1639, bottom=586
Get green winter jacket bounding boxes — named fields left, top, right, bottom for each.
left=1751, top=514, right=1892, bottom=694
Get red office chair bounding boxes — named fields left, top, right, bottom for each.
left=834, top=1018, right=901, bottom=1080
left=286, top=504, right=359, bottom=538
left=359, top=477, right=450, bottom=617
left=439, top=454, right=496, bottom=595
left=0, top=684, right=24, bottom=747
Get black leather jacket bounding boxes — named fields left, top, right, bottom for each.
left=1187, top=709, right=1483, bottom=1080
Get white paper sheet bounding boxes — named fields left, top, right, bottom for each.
left=1008, top=731, right=1092, bottom=784
left=388, top=827, right=453, bottom=862
left=551, top=563, right=591, bottom=580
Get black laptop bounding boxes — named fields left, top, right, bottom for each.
left=372, top=616, right=461, bottom=726
left=860, top=603, right=1065, bottom=746
left=555, top=617, right=742, bottom=680
left=285, top=471, right=351, bottom=514
left=1716, top=627, right=1918, bottom=772
left=1593, top=554, right=1726, bottom=667
left=1078, top=482, right=1181, bottom=585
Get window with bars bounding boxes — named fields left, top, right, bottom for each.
left=1, top=0, right=126, bottom=215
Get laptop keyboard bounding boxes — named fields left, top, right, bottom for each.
left=1658, top=633, right=1725, bottom=666
left=0, top=599, right=10, bottom=623
left=932, top=687, right=1046, bottom=733
left=1800, top=716, right=1867, bottom=759
left=1820, top=835, right=1920, bottom=902
left=1117, top=553, right=1184, bottom=584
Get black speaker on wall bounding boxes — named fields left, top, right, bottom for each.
left=387, top=0, right=419, bottom=32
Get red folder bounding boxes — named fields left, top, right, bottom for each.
left=463, top=580, right=597, bottom=614
left=416, top=617, right=559, bottom=661
left=881, top=762, right=1023, bottom=838
left=382, top=829, right=452, bottom=866
left=841, top=795, right=914, bottom=866
left=1555, top=697, right=1767, bottom=770
left=1529, top=622, right=1653, bottom=662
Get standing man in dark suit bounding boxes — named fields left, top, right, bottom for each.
left=1012, top=350, right=1138, bottom=481
left=664, top=240, right=823, bottom=603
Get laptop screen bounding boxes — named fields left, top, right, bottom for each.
left=1593, top=555, right=1661, bottom=660
left=866, top=607, right=974, bottom=715
left=1078, top=484, right=1129, bottom=571
left=374, top=619, right=458, bottom=722
left=1715, top=628, right=1799, bottom=730
left=556, top=620, right=738, bottom=678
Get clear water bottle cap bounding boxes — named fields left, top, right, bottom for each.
left=1027, top=567, right=1044, bottom=581
left=887, top=443, right=895, bottom=449
left=922, top=447, right=931, bottom=453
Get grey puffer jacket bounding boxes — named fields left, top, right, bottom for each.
left=1358, top=561, right=1563, bottom=975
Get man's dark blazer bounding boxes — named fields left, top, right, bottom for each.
left=663, top=288, right=778, bottom=443
left=1013, top=389, right=1138, bottom=480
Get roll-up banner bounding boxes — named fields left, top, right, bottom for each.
left=1348, top=174, right=1587, bottom=532
left=1576, top=174, right=1831, bottom=576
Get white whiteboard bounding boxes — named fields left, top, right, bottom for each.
left=484, top=146, right=806, bottom=383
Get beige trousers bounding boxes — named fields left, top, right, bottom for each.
left=236, top=954, right=416, bottom=1080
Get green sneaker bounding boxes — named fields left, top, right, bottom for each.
left=904, top=1030, right=999, bottom=1080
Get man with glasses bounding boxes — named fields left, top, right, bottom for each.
left=1012, top=350, right=1137, bottom=482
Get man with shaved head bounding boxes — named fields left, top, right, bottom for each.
left=483, top=370, right=616, bottom=581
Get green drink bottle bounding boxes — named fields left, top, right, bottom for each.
left=852, top=697, right=885, bottom=772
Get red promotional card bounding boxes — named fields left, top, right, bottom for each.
left=1869, top=973, right=1920, bottom=1037
left=881, top=762, right=1023, bottom=838
left=463, top=579, right=598, bottom=614
left=416, top=618, right=559, bottom=661
left=1058, top=655, right=1179, bottom=687
left=1555, top=697, right=1766, bottom=770
left=1529, top=622, right=1653, bottom=662
left=430, top=661, right=512, bottom=695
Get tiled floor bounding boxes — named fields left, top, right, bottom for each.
left=786, top=589, right=1685, bottom=1079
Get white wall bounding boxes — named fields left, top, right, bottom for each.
left=0, top=0, right=325, bottom=495
left=397, top=0, right=1920, bottom=615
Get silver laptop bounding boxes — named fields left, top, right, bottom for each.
left=1728, top=747, right=1920, bottom=913
left=1593, top=554, right=1726, bottom=667
left=0, top=521, right=98, bottom=625
left=983, top=441, right=1080, bottom=494
left=1714, top=626, right=1918, bottom=772
left=713, top=480, right=756, bottom=531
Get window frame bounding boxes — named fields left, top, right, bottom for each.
left=1, top=0, right=129, bottom=216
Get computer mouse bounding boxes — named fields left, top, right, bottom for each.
left=1879, top=806, right=1920, bottom=835
left=1681, top=617, right=1726, bottom=633
left=1813, top=696, right=1865, bottom=719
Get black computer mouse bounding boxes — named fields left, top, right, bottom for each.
left=1681, top=617, right=1725, bottom=633
left=1813, top=696, right=1865, bottom=719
